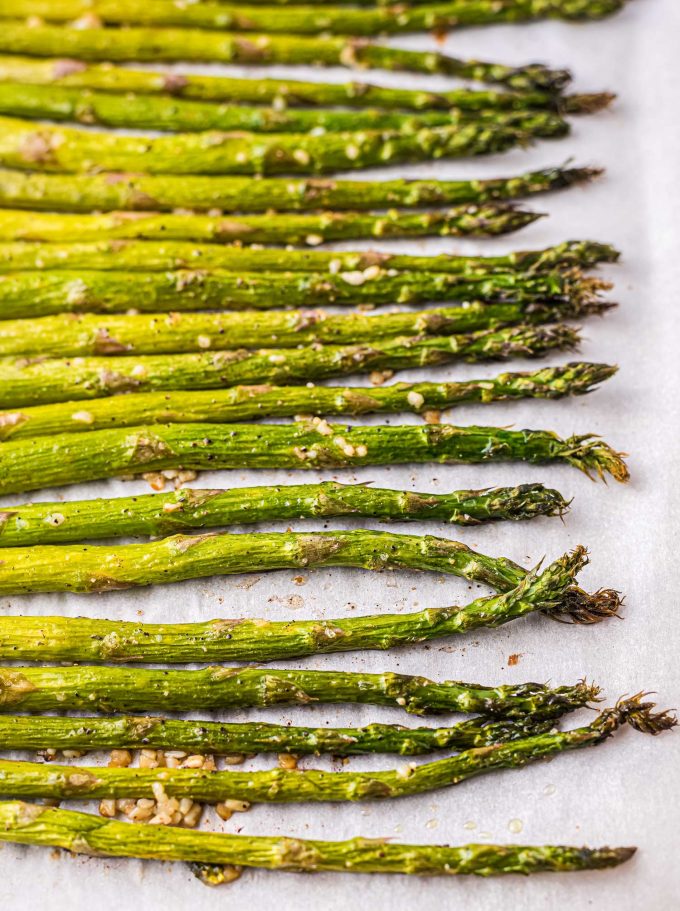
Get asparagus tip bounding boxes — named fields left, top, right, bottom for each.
left=578, top=678, right=603, bottom=704
left=563, top=435, right=629, bottom=483
left=561, top=93, right=617, bottom=115
left=568, top=273, right=614, bottom=304
left=610, top=846, right=637, bottom=865
left=557, top=164, right=606, bottom=185
left=559, top=587, right=624, bottom=624
left=563, top=362, right=619, bottom=395
left=519, top=65, right=572, bottom=94
left=618, top=694, right=678, bottom=735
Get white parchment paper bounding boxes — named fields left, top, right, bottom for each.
left=0, top=2, right=678, bottom=908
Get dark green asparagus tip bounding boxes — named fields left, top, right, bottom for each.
left=537, top=241, right=620, bottom=270
left=606, top=846, right=637, bottom=866
left=514, top=65, right=572, bottom=94
left=563, top=435, right=629, bottom=483
left=541, top=546, right=624, bottom=625
left=561, top=362, right=618, bottom=395
left=550, top=164, right=605, bottom=186
left=549, top=585, right=623, bottom=625
left=591, top=695, right=676, bottom=743
left=561, top=93, right=616, bottom=115
left=618, top=694, right=678, bottom=735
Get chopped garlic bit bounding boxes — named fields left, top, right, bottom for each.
left=44, top=512, right=66, bottom=527
left=71, top=410, right=94, bottom=424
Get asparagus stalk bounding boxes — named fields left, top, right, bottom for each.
left=0, top=364, right=616, bottom=443
left=0, top=666, right=599, bottom=717
left=0, top=420, right=629, bottom=495
left=0, top=204, right=545, bottom=246
left=0, top=164, right=602, bottom=214
left=0, top=270, right=608, bottom=318
left=0, top=83, right=578, bottom=136
left=0, top=526, right=541, bottom=595
left=0, top=699, right=670, bottom=805
left=0, top=325, right=583, bottom=407
left=2, top=0, right=628, bottom=36
left=0, top=57, right=599, bottom=116
left=0, top=713, right=557, bottom=756
left=0, top=302, right=610, bottom=358
left=0, top=480, right=571, bottom=543
left=0, top=239, right=620, bottom=273
left=0, top=802, right=636, bottom=878
left=0, top=115, right=562, bottom=176
left=0, top=549, right=622, bottom=661
left=0, top=26, right=571, bottom=92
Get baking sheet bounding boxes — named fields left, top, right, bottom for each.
left=0, top=2, right=678, bottom=908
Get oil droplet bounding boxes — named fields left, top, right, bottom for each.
left=543, top=783, right=557, bottom=796
left=508, top=818, right=523, bottom=834
left=463, top=820, right=477, bottom=831
left=425, top=818, right=438, bottom=830
left=478, top=831, right=492, bottom=840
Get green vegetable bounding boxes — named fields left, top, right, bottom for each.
left=0, top=203, right=544, bottom=245
left=0, top=56, right=605, bottom=115
left=0, top=548, right=622, bottom=661
left=0, top=269, right=607, bottom=318
left=0, top=665, right=599, bottom=717
left=0, top=419, right=629, bottom=495
left=0, top=713, right=557, bottom=757
left=0, top=364, right=616, bottom=442
left=0, top=26, right=571, bottom=92
left=0, top=802, right=637, bottom=877
left=0, top=698, right=670, bottom=803
left=0, top=83, right=578, bottom=135
left=0, top=114, right=564, bottom=175
left=0, top=300, right=610, bottom=357
left=0, top=164, right=603, bottom=213
left=0, top=324, right=582, bottom=405
left=0, top=525, right=582, bottom=595
left=0, top=0, right=628, bottom=36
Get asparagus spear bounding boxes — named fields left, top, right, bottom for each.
left=0, top=270, right=608, bottom=318
left=0, top=239, right=619, bottom=273
left=0, top=26, right=571, bottom=92
left=0, top=549, right=622, bottom=661
left=0, top=325, right=582, bottom=408
left=0, top=204, right=545, bottom=246
left=0, top=301, right=610, bottom=358
left=0, top=666, right=599, bottom=716
left=0, top=480, right=571, bottom=544
left=0, top=57, right=598, bottom=115
left=0, top=714, right=557, bottom=756
left=0, top=526, right=543, bottom=595
left=0, top=802, right=636, bottom=878
left=0, top=699, right=670, bottom=805
left=2, top=0, right=628, bottom=36
left=0, top=364, right=616, bottom=443
left=0, top=115, right=562, bottom=175
left=0, top=420, right=629, bottom=495
left=0, top=83, right=578, bottom=136
left=0, top=164, right=603, bottom=213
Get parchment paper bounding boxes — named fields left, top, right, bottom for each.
left=0, top=2, right=678, bottom=908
